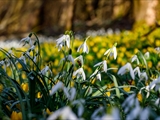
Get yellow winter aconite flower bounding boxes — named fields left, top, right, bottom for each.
left=21, top=83, right=29, bottom=92
left=92, top=46, right=98, bottom=53
left=123, top=85, right=131, bottom=92
left=86, top=54, right=94, bottom=61
left=148, top=61, right=152, bottom=68
left=70, top=81, right=75, bottom=87
left=0, top=84, right=3, bottom=92
left=11, top=111, right=22, bottom=120
left=155, top=40, right=160, bottom=46
left=105, top=91, right=110, bottom=97
left=137, top=93, right=143, bottom=102
left=37, top=92, right=42, bottom=98
left=46, top=108, right=52, bottom=115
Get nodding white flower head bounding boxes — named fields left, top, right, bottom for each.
left=104, top=43, right=117, bottom=59
left=148, top=76, right=160, bottom=92
left=56, top=35, right=70, bottom=51
left=155, top=47, right=160, bottom=53
left=74, top=55, right=84, bottom=67
left=16, top=55, right=27, bottom=65
left=77, top=36, right=89, bottom=54
left=131, top=55, right=140, bottom=65
left=20, top=37, right=32, bottom=46
left=60, top=54, right=75, bottom=65
left=47, top=106, right=78, bottom=120
left=118, top=62, right=135, bottom=80
left=28, top=45, right=35, bottom=52
left=144, top=52, right=150, bottom=60
left=133, top=67, right=141, bottom=77
left=50, top=81, right=64, bottom=96
left=72, top=99, right=85, bottom=117
left=73, top=67, right=86, bottom=80
left=94, top=60, right=107, bottom=73
left=40, top=65, right=52, bottom=75
left=140, top=72, right=148, bottom=81
left=90, top=69, right=101, bottom=81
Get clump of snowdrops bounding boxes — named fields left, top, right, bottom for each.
left=0, top=31, right=159, bottom=120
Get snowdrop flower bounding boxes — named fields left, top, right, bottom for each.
left=149, top=76, right=160, bottom=91
left=28, top=45, right=35, bottom=52
left=74, top=55, right=84, bottom=67
left=90, top=69, right=101, bottom=81
left=63, top=87, right=76, bottom=101
left=91, top=106, right=104, bottom=119
left=140, top=72, right=148, bottom=81
left=118, top=62, right=135, bottom=80
left=77, top=37, right=89, bottom=54
left=50, top=81, right=64, bottom=96
left=133, top=67, right=141, bottom=77
left=139, top=108, right=150, bottom=120
left=60, top=54, right=75, bottom=65
left=40, top=65, right=52, bottom=75
left=94, top=60, right=107, bottom=73
left=0, top=60, right=5, bottom=66
left=104, top=43, right=117, bottom=59
left=20, top=37, right=32, bottom=46
left=155, top=98, right=160, bottom=106
left=47, top=106, right=78, bottom=120
left=16, top=55, right=27, bottom=65
left=126, top=105, right=141, bottom=120
left=72, top=99, right=85, bottom=117
left=69, top=87, right=76, bottom=101
left=56, top=35, right=70, bottom=51
left=155, top=47, right=160, bottom=53
left=73, top=67, right=86, bottom=80
left=131, top=55, right=140, bottom=64
left=144, top=52, right=150, bottom=59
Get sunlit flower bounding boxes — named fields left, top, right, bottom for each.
left=118, top=62, right=135, bottom=80
left=104, top=43, right=117, bottom=59
left=73, top=67, right=86, bottom=80
left=144, top=52, right=150, bottom=59
left=56, top=35, right=70, bottom=51
left=94, top=60, right=107, bottom=73
left=74, top=55, right=84, bottom=67
left=131, top=55, right=139, bottom=64
left=77, top=37, right=89, bottom=54
left=47, top=106, right=78, bottom=120
left=20, top=36, right=32, bottom=46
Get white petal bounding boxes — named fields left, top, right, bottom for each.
left=69, top=87, right=76, bottom=101
left=133, top=67, right=141, bottom=77
left=113, top=46, right=117, bottom=59
left=104, top=49, right=110, bottom=55
left=50, top=81, right=64, bottom=95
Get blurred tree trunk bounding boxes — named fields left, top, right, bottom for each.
left=133, top=0, right=159, bottom=25
left=0, top=0, right=160, bottom=36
